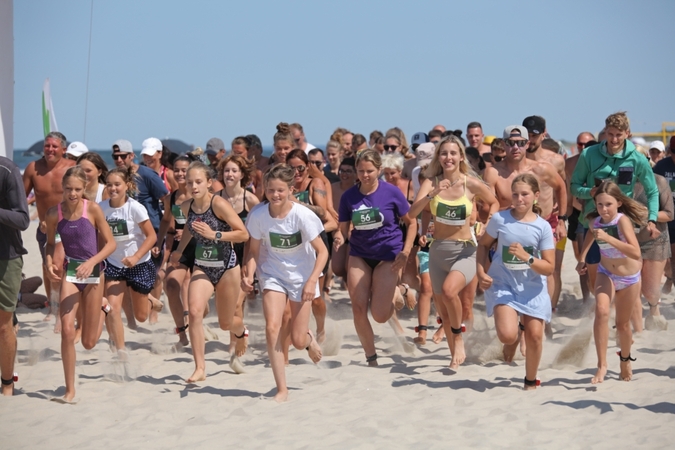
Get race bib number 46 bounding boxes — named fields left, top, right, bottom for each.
left=108, top=219, right=130, bottom=241
left=351, top=207, right=383, bottom=230
left=435, top=203, right=466, bottom=226
left=195, top=243, right=225, bottom=267
left=269, top=231, right=302, bottom=253
left=65, top=258, right=100, bottom=284
left=502, top=245, right=534, bottom=271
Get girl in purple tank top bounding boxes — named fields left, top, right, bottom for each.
left=45, top=166, right=116, bottom=403
left=576, top=181, right=647, bottom=385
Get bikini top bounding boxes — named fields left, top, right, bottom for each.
left=429, top=176, right=473, bottom=227
left=593, top=212, right=628, bottom=259
left=57, top=200, right=98, bottom=262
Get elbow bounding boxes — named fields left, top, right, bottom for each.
left=19, top=213, right=30, bottom=231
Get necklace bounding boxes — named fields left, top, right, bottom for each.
left=447, top=176, right=462, bottom=187
left=223, top=188, right=243, bottom=209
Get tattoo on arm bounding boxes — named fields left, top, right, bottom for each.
left=314, top=189, right=327, bottom=197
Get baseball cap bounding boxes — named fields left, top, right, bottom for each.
left=411, top=132, right=429, bottom=146
left=416, top=142, right=435, bottom=166
left=112, top=139, right=133, bottom=154
left=66, top=141, right=88, bottom=158
left=503, top=125, right=529, bottom=140
left=483, top=135, right=496, bottom=145
left=522, top=116, right=546, bottom=135
left=205, top=137, right=225, bottom=156
left=649, top=140, right=665, bottom=152
left=141, top=137, right=163, bottom=156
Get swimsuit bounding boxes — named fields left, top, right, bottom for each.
left=594, top=213, right=639, bottom=290
left=57, top=200, right=101, bottom=292
left=219, top=189, right=249, bottom=266
left=186, top=196, right=237, bottom=285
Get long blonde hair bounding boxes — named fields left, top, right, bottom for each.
left=425, top=135, right=477, bottom=180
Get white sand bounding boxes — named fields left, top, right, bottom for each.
left=3, top=220, right=675, bottom=448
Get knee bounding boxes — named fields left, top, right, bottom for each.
left=290, top=330, right=308, bottom=350
left=496, top=328, right=518, bottom=345
left=527, top=329, right=543, bottom=347
left=61, top=323, right=77, bottom=343
left=81, top=336, right=97, bottom=350
left=218, top=318, right=232, bottom=331
left=165, top=277, right=180, bottom=292
left=371, top=308, right=391, bottom=324
left=265, top=322, right=281, bottom=338
left=595, top=303, right=610, bottom=320
left=351, top=300, right=368, bottom=318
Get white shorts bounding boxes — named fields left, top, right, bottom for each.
left=260, top=276, right=320, bottom=302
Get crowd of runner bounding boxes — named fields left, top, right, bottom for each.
left=1, top=111, right=673, bottom=402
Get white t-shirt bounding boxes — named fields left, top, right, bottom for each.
left=246, top=202, right=324, bottom=284
left=99, top=197, right=152, bottom=268
left=304, top=143, right=317, bottom=154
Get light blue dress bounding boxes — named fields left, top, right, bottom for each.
left=484, top=210, right=555, bottom=322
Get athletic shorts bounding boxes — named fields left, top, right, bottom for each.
left=418, top=250, right=429, bottom=274
left=0, top=258, right=23, bottom=312
left=428, top=240, right=476, bottom=294
left=546, top=213, right=559, bottom=242
left=555, top=237, right=567, bottom=251
left=568, top=208, right=580, bottom=242
left=583, top=228, right=601, bottom=265
left=261, top=276, right=320, bottom=303
left=105, top=260, right=157, bottom=295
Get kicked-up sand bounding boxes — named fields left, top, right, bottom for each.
left=2, top=221, right=675, bottom=448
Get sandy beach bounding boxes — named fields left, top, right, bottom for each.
left=2, top=219, right=675, bottom=449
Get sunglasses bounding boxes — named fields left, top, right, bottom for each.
left=493, top=155, right=504, bottom=162
left=292, top=165, right=306, bottom=173
left=383, top=145, right=399, bottom=152
left=339, top=168, right=355, bottom=174
left=505, top=139, right=528, bottom=148
left=112, top=154, right=130, bottom=160
left=309, top=161, right=322, bottom=168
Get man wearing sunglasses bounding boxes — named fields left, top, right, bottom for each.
left=290, top=123, right=316, bottom=154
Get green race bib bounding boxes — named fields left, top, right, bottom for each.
left=269, top=231, right=303, bottom=253
left=351, top=207, right=383, bottom=230
left=435, top=203, right=466, bottom=226
left=108, top=219, right=130, bottom=241
left=669, top=178, right=675, bottom=198
left=195, top=243, right=225, bottom=268
left=596, top=225, right=620, bottom=250
left=171, top=205, right=186, bottom=225
left=65, top=258, right=100, bottom=284
left=502, top=245, right=534, bottom=271
left=54, top=232, right=61, bottom=244
left=294, top=191, right=310, bottom=204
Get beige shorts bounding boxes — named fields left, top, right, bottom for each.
left=428, top=240, right=476, bottom=294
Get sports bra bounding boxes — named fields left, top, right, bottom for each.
left=593, top=213, right=628, bottom=259
left=429, top=176, right=473, bottom=227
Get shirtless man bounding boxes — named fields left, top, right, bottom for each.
left=483, top=125, right=567, bottom=347
left=523, top=116, right=567, bottom=318
left=466, top=122, right=492, bottom=158
left=22, top=132, right=75, bottom=332
left=564, top=131, right=596, bottom=302
left=330, top=157, right=356, bottom=280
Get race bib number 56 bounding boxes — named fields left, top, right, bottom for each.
left=351, top=207, right=383, bottom=230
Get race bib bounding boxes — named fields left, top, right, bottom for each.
left=108, top=219, right=130, bottom=241
left=596, top=225, right=620, bottom=250
left=435, top=203, right=466, bottom=226
left=502, top=245, right=534, bottom=271
left=295, top=191, right=310, bottom=204
left=171, top=205, right=186, bottom=225
left=351, top=207, right=383, bottom=230
left=668, top=178, right=675, bottom=198
left=65, top=258, right=100, bottom=284
left=269, top=231, right=303, bottom=253
left=54, top=232, right=61, bottom=244
left=195, top=243, right=225, bottom=268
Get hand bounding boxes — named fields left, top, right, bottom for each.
left=169, top=251, right=182, bottom=267
left=301, top=279, right=317, bottom=302
left=121, top=255, right=140, bottom=268
left=477, top=272, right=493, bottom=290
left=241, top=276, right=254, bottom=293
left=555, top=220, right=567, bottom=241
left=307, top=163, right=322, bottom=179
left=508, top=242, right=529, bottom=262
left=593, top=228, right=608, bottom=242
left=647, top=221, right=661, bottom=239
left=576, top=261, right=587, bottom=275
left=418, top=234, right=428, bottom=247
left=429, top=179, right=452, bottom=197
left=333, top=231, right=344, bottom=251
left=391, top=250, right=409, bottom=272
left=39, top=221, right=47, bottom=234
left=589, top=186, right=598, bottom=198
left=174, top=229, right=183, bottom=241
left=191, top=220, right=214, bottom=239
left=46, top=263, right=61, bottom=282
left=151, top=246, right=161, bottom=258
left=75, top=259, right=96, bottom=280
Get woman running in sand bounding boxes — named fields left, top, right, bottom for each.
left=476, top=174, right=554, bottom=390
left=410, top=136, right=499, bottom=369
left=44, top=166, right=116, bottom=403
left=76, top=152, right=109, bottom=203
left=100, top=167, right=162, bottom=354
left=155, top=155, right=195, bottom=348
left=241, top=164, right=327, bottom=402
left=577, top=180, right=646, bottom=384
left=216, top=154, right=259, bottom=369
left=287, top=149, right=336, bottom=343
left=333, top=150, right=416, bottom=366
left=169, top=162, right=249, bottom=383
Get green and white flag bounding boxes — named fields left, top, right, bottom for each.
left=42, top=78, right=59, bottom=137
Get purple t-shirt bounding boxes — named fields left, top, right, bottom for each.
left=338, top=181, right=410, bottom=261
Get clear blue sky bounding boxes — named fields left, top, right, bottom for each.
left=13, top=0, right=675, bottom=150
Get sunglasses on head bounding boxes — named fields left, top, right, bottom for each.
left=112, top=154, right=130, bottom=160
left=505, top=139, right=528, bottom=148
left=383, top=145, right=398, bottom=152
left=292, top=165, right=306, bottom=173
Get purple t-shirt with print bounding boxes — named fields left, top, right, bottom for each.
left=338, top=181, right=410, bottom=261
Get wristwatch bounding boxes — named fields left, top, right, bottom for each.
left=526, top=255, right=535, bottom=266
left=557, top=215, right=568, bottom=221
left=215, top=231, right=223, bottom=241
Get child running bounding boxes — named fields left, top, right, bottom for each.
left=242, top=164, right=327, bottom=402
left=169, top=162, right=249, bottom=383
left=100, top=167, right=161, bottom=354
left=476, top=174, right=554, bottom=390
left=577, top=180, right=646, bottom=383
left=44, top=166, right=116, bottom=403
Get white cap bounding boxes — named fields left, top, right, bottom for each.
left=649, top=140, right=665, bottom=152
left=141, top=137, right=162, bottom=156
left=416, top=142, right=435, bottom=167
left=66, top=141, right=88, bottom=158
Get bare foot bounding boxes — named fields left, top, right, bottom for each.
left=523, top=381, right=538, bottom=391
left=306, top=331, right=323, bottom=363
left=619, top=359, right=633, bottom=381
left=178, top=331, right=189, bottom=347
left=413, top=330, right=427, bottom=346
left=51, top=395, right=78, bottom=405
left=229, top=354, right=246, bottom=374
left=186, top=368, right=206, bottom=383
left=53, top=321, right=61, bottom=334
left=1, top=380, right=14, bottom=396
left=43, top=312, right=53, bottom=322
left=393, top=289, right=404, bottom=311
left=591, top=365, right=607, bottom=384
left=432, top=327, right=445, bottom=344
left=234, top=329, right=248, bottom=357
left=149, top=295, right=164, bottom=312
left=149, top=309, right=158, bottom=325
left=401, top=284, right=416, bottom=310
left=450, top=335, right=466, bottom=370
left=503, top=341, right=518, bottom=363
left=273, top=389, right=289, bottom=403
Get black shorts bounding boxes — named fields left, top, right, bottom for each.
left=105, top=260, right=157, bottom=295
left=568, top=208, right=581, bottom=242
left=172, top=239, right=196, bottom=271
left=320, top=230, right=330, bottom=277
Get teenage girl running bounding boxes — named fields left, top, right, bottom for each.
left=577, top=180, right=646, bottom=383
left=242, top=164, right=327, bottom=402
left=477, top=174, right=554, bottom=390
left=169, top=162, right=249, bottom=383
left=45, top=166, right=116, bottom=403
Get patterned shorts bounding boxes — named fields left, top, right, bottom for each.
left=105, top=259, right=157, bottom=294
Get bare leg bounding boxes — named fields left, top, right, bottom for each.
left=0, top=310, right=17, bottom=396
left=615, top=282, right=640, bottom=382
left=312, top=275, right=327, bottom=344
left=440, top=271, right=469, bottom=370
left=415, top=272, right=433, bottom=345
left=347, top=257, right=377, bottom=363
left=164, top=264, right=189, bottom=346
left=523, top=315, right=544, bottom=390
left=592, top=273, right=613, bottom=384
left=185, top=271, right=214, bottom=383
left=459, top=275, right=476, bottom=331
left=641, top=259, right=667, bottom=330
left=121, top=289, right=137, bottom=330
left=494, top=305, right=519, bottom=363
left=104, top=280, right=127, bottom=351
left=263, top=290, right=290, bottom=402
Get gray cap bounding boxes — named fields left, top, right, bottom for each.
left=205, top=137, right=225, bottom=156
left=112, top=139, right=133, bottom=153
left=503, top=125, right=528, bottom=140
